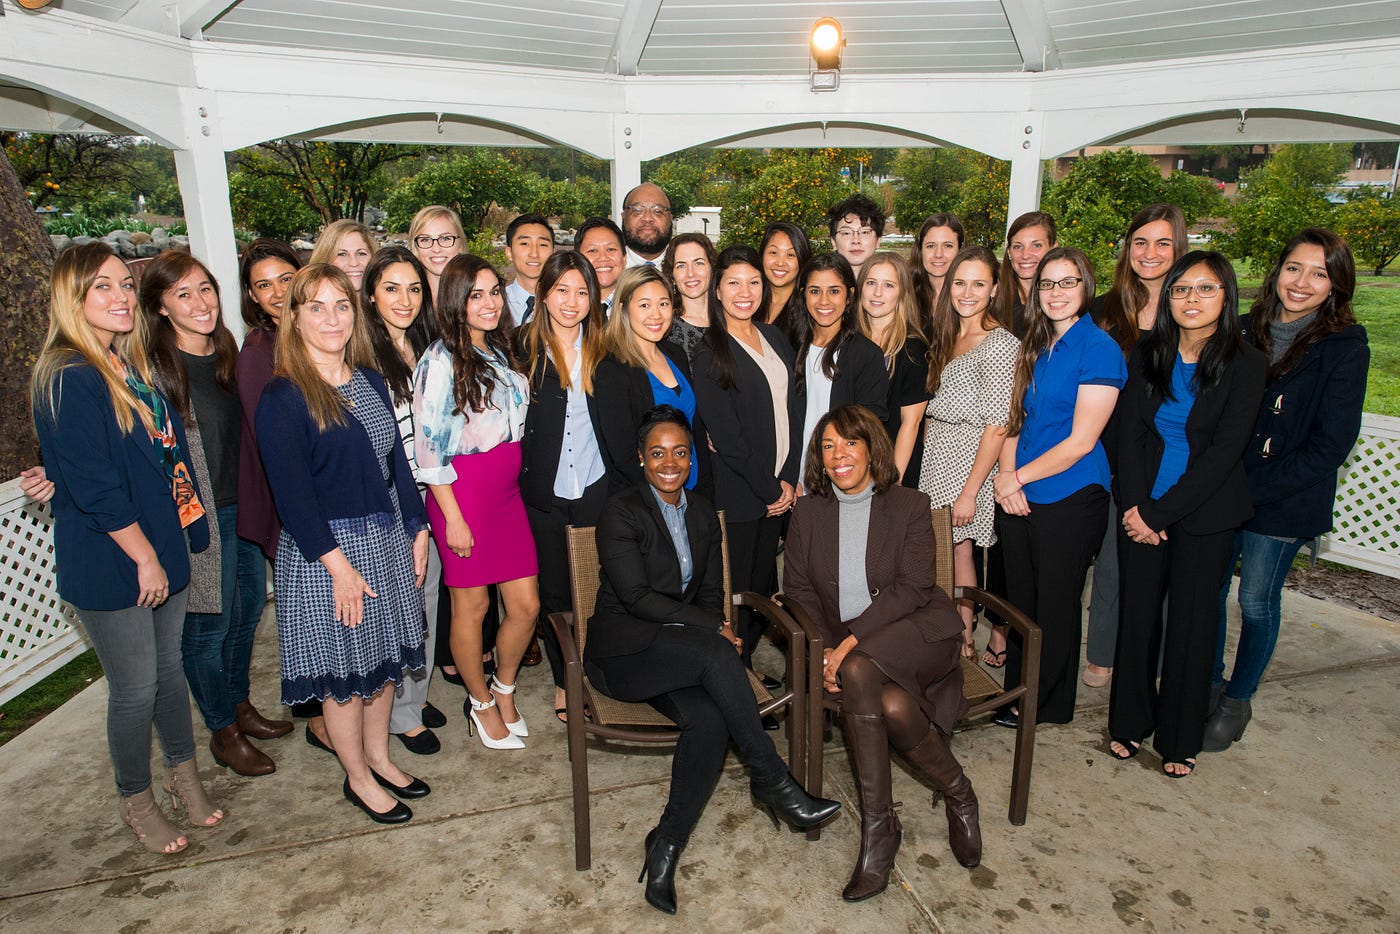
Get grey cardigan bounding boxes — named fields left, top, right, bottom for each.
left=183, top=425, right=223, bottom=615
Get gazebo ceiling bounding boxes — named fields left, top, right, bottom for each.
left=34, top=0, right=1400, bottom=77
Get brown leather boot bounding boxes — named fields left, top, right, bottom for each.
left=236, top=699, right=293, bottom=739
left=898, top=727, right=981, bottom=869
left=841, top=712, right=902, bottom=901
left=210, top=723, right=276, bottom=776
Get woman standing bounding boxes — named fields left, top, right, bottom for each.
left=1205, top=228, right=1369, bottom=752
left=1083, top=204, right=1187, bottom=690
left=311, top=219, right=377, bottom=292
left=518, top=251, right=617, bottom=722
left=790, top=252, right=890, bottom=482
left=760, top=222, right=812, bottom=334
left=361, top=246, right=447, bottom=755
left=414, top=254, right=538, bottom=749
left=909, top=214, right=965, bottom=330
left=785, top=406, right=978, bottom=901
left=1109, top=252, right=1267, bottom=777
left=661, top=233, right=716, bottom=361
left=256, top=264, right=430, bottom=823
left=598, top=265, right=712, bottom=496
left=32, top=242, right=221, bottom=853
left=991, top=247, right=1125, bottom=726
left=408, top=205, right=466, bottom=301
left=856, top=251, right=929, bottom=485
left=692, top=245, right=799, bottom=667
left=920, top=246, right=1019, bottom=661
left=995, top=212, right=1058, bottom=340
left=140, top=250, right=277, bottom=776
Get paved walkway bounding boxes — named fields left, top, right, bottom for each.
left=1, top=584, right=1397, bottom=933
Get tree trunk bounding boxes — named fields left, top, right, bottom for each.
left=0, top=148, right=56, bottom=479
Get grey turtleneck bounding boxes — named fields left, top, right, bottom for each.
left=1268, top=312, right=1315, bottom=365
left=835, top=482, right=876, bottom=623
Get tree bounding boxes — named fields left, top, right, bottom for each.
left=233, top=141, right=418, bottom=224
left=953, top=155, right=1010, bottom=247
left=0, top=147, right=56, bottom=476
left=515, top=172, right=610, bottom=228
left=1334, top=189, right=1400, bottom=275
left=890, top=148, right=973, bottom=233
left=1213, top=143, right=1350, bottom=273
left=382, top=150, right=528, bottom=233
left=1, top=132, right=135, bottom=210
left=228, top=170, right=321, bottom=241
left=719, top=148, right=852, bottom=249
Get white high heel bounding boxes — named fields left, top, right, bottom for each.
left=491, top=676, right=529, bottom=737
left=467, top=693, right=525, bottom=749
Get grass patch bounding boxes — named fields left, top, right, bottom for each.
left=0, top=650, right=103, bottom=747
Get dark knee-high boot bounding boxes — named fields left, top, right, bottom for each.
left=898, top=727, right=981, bottom=868
left=841, top=713, right=902, bottom=901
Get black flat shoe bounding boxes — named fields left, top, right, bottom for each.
left=439, top=667, right=465, bottom=687
left=305, top=723, right=335, bottom=755
left=761, top=714, right=781, bottom=732
left=759, top=673, right=783, bottom=692
left=371, top=769, right=431, bottom=799
left=394, top=728, right=441, bottom=756
left=991, top=707, right=1019, bottom=729
left=421, top=703, right=447, bottom=729
left=343, top=778, right=412, bottom=824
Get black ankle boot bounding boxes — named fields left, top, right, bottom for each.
left=638, top=827, right=683, bottom=914
left=751, top=770, right=841, bottom=831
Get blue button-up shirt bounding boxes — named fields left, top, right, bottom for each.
left=650, top=486, right=692, bottom=592
left=552, top=329, right=607, bottom=499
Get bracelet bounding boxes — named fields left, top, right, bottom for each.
left=1014, top=468, right=1024, bottom=487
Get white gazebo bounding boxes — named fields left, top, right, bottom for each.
left=3, top=0, right=1400, bottom=339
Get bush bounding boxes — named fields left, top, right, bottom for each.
left=382, top=150, right=527, bottom=234
left=890, top=148, right=973, bottom=233
left=720, top=149, right=852, bottom=249
left=1333, top=189, right=1400, bottom=276
left=1212, top=144, right=1350, bottom=273
left=228, top=170, right=319, bottom=242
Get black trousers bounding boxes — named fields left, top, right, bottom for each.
left=1000, top=485, right=1108, bottom=724
left=1109, top=523, right=1236, bottom=761
left=527, top=476, right=610, bottom=688
left=974, top=506, right=1011, bottom=627
left=725, top=514, right=782, bottom=668
left=586, top=625, right=787, bottom=846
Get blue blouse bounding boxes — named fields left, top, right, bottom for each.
left=1150, top=356, right=1198, bottom=499
left=647, top=356, right=699, bottom=490
left=1016, top=314, right=1127, bottom=504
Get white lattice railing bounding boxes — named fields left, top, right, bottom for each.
left=0, top=477, right=90, bottom=705
left=1317, top=413, right=1400, bottom=579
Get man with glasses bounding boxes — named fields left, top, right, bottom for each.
left=826, top=193, right=885, bottom=270
left=622, top=183, right=674, bottom=267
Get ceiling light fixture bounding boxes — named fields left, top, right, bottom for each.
left=810, top=17, right=844, bottom=92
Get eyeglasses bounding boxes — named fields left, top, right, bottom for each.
left=1169, top=283, right=1223, bottom=299
left=413, top=234, right=459, bottom=249
left=835, top=227, right=875, bottom=240
left=1036, top=276, right=1083, bottom=291
left=624, top=204, right=672, bottom=218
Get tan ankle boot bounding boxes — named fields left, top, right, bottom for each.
left=164, top=758, right=224, bottom=827
left=120, top=787, right=188, bottom=854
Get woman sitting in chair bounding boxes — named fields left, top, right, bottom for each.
left=783, top=404, right=981, bottom=902
left=583, top=405, right=840, bottom=916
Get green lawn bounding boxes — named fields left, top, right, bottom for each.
left=0, top=650, right=102, bottom=747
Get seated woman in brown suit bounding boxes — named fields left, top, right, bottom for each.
left=784, top=404, right=981, bottom=902
left=583, top=405, right=840, bottom=916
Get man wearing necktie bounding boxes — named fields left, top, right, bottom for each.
left=505, top=213, right=555, bottom=326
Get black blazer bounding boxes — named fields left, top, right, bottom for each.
left=797, top=332, right=891, bottom=424
left=594, top=341, right=713, bottom=498
left=519, top=350, right=619, bottom=511
left=692, top=323, right=802, bottom=522
left=583, top=484, right=725, bottom=663
left=1115, top=342, right=1268, bottom=535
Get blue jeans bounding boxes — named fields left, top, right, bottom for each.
left=231, top=534, right=269, bottom=705
left=183, top=504, right=239, bottom=731
left=1214, top=530, right=1306, bottom=701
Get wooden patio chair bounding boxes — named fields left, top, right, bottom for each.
left=548, top=512, right=810, bottom=871
left=774, top=506, right=1042, bottom=833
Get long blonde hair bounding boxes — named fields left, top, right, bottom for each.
left=275, top=263, right=375, bottom=432
left=605, top=265, right=672, bottom=369
left=32, top=242, right=158, bottom=436
left=310, top=219, right=378, bottom=267
left=856, top=251, right=923, bottom=375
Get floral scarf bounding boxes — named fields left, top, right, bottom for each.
left=110, top=350, right=206, bottom=529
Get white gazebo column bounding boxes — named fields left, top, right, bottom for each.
left=1005, top=112, right=1046, bottom=231
left=172, top=90, right=242, bottom=341
left=610, top=116, right=643, bottom=221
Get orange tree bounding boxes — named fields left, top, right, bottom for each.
left=719, top=148, right=859, bottom=249
left=382, top=149, right=528, bottom=234
left=1334, top=188, right=1400, bottom=276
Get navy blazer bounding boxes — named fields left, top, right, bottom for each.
left=692, top=323, right=802, bottom=522
left=797, top=332, right=891, bottom=424
left=583, top=484, right=726, bottom=663
left=1238, top=317, right=1370, bottom=539
left=34, top=362, right=210, bottom=611
left=519, top=351, right=620, bottom=511
left=1115, top=342, right=1269, bottom=536
left=255, top=368, right=427, bottom=563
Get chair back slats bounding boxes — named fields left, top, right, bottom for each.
left=565, top=525, right=602, bottom=657
left=930, top=506, right=955, bottom=599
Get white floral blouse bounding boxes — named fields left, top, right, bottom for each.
left=411, top=339, right=528, bottom=486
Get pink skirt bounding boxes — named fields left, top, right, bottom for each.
left=427, top=442, right=537, bottom=588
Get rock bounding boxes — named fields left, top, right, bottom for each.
left=129, top=231, right=152, bottom=245
left=292, top=238, right=315, bottom=251
left=152, top=234, right=171, bottom=250
left=137, top=242, right=160, bottom=258
left=151, top=227, right=167, bottom=240
left=172, top=235, right=190, bottom=246
left=71, top=236, right=95, bottom=246
left=108, top=236, right=139, bottom=258
left=108, top=229, right=133, bottom=241
left=50, top=234, right=73, bottom=253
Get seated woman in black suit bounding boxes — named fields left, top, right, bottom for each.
left=784, top=405, right=980, bottom=902
left=583, top=406, right=840, bottom=916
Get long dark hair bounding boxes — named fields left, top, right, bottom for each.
left=701, top=245, right=769, bottom=391
left=790, top=252, right=859, bottom=395
left=361, top=246, right=438, bottom=406
left=910, top=212, right=966, bottom=324
left=661, top=232, right=718, bottom=305
left=139, top=250, right=239, bottom=424
left=925, top=245, right=1000, bottom=395
left=760, top=221, right=813, bottom=332
left=1098, top=203, right=1187, bottom=355
left=1006, top=246, right=1095, bottom=435
left=519, top=251, right=606, bottom=392
left=437, top=254, right=522, bottom=415
left=1141, top=251, right=1242, bottom=399
left=995, top=211, right=1057, bottom=338
left=239, top=238, right=302, bottom=332
left=1250, top=227, right=1357, bottom=380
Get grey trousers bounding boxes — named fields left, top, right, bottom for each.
left=390, top=539, right=440, bottom=734
left=76, top=590, right=196, bottom=797
left=1085, top=496, right=1121, bottom=669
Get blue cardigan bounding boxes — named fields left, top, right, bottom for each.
left=255, top=368, right=427, bottom=563
left=34, top=361, right=210, bottom=611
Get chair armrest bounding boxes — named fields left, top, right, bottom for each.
left=548, top=611, right=581, bottom=667
left=771, top=593, right=824, bottom=651
left=955, top=586, right=1039, bottom=644
left=736, top=591, right=805, bottom=645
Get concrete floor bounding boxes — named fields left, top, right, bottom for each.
left=1, top=583, right=1397, bottom=933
